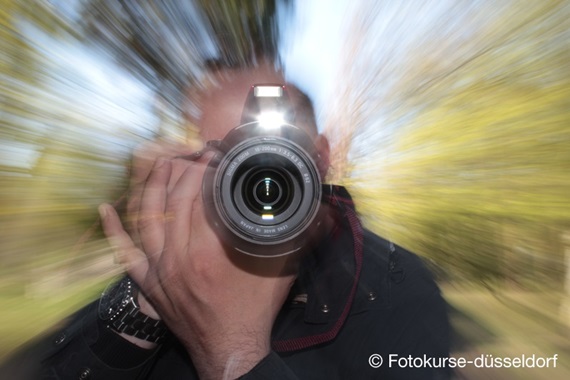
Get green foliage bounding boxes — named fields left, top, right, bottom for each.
left=0, top=277, right=109, bottom=360
left=341, top=1, right=570, bottom=286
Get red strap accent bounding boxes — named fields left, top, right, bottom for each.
left=272, top=205, right=364, bottom=352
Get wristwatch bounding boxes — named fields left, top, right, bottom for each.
left=99, top=276, right=168, bottom=344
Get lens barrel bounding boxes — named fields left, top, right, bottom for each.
left=202, top=122, right=322, bottom=257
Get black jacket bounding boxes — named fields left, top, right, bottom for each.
left=2, top=186, right=450, bottom=379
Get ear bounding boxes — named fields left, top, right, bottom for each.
left=314, top=134, right=331, bottom=180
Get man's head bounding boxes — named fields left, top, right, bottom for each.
left=188, top=61, right=331, bottom=179
left=185, top=61, right=332, bottom=257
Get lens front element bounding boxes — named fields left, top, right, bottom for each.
left=246, top=169, right=292, bottom=217
left=254, top=177, right=281, bottom=206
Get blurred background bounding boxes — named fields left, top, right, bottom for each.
left=1, top=0, right=569, bottom=378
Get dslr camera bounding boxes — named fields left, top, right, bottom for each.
left=202, top=84, right=324, bottom=257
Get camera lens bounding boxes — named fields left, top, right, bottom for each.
left=203, top=123, right=323, bottom=257
left=235, top=163, right=299, bottom=225
left=244, top=169, right=292, bottom=216
left=255, top=178, right=280, bottom=205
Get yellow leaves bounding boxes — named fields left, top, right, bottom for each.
left=327, top=3, right=570, bottom=276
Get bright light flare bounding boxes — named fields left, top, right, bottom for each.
left=257, top=111, right=285, bottom=129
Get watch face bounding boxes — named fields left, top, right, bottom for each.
left=99, top=277, right=132, bottom=320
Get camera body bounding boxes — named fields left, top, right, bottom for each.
left=202, top=85, right=323, bottom=257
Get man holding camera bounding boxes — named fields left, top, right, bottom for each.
left=3, top=61, right=450, bottom=379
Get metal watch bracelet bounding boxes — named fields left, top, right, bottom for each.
left=109, top=304, right=168, bottom=344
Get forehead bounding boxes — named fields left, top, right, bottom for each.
left=195, top=64, right=287, bottom=141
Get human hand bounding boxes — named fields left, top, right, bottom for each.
left=125, top=139, right=200, bottom=248
left=108, top=140, right=200, bottom=349
left=99, top=153, right=297, bottom=379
